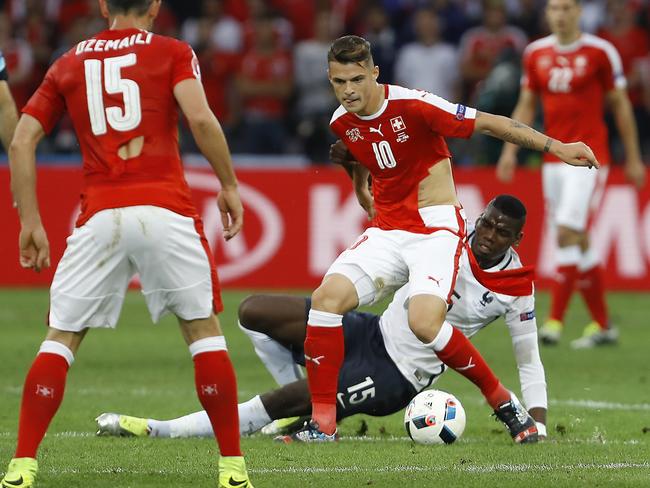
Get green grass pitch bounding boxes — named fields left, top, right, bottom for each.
left=1, top=289, right=649, bottom=487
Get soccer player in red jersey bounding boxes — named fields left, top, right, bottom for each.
left=1, top=1, right=253, bottom=487
left=497, top=0, right=646, bottom=349
left=293, top=34, right=598, bottom=443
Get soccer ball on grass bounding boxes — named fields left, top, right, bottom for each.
left=404, top=389, right=466, bottom=444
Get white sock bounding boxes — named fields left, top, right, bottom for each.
left=239, top=395, right=272, bottom=435
left=148, top=411, right=213, bottom=438
left=238, top=322, right=304, bottom=386
left=147, top=395, right=272, bottom=438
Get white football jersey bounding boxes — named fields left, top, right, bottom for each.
left=379, top=236, right=537, bottom=392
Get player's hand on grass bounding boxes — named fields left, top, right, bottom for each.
left=217, top=186, right=244, bottom=241
left=553, top=141, right=600, bottom=169
left=496, top=152, right=517, bottom=182
left=624, top=159, right=646, bottom=190
left=19, top=223, right=50, bottom=272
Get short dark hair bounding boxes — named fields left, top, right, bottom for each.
left=489, top=194, right=527, bottom=224
left=106, top=0, right=153, bottom=15
left=328, top=35, right=374, bottom=67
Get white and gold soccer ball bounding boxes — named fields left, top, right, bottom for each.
left=404, top=389, right=466, bottom=444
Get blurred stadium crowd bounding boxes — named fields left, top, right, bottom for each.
left=1, top=0, right=649, bottom=164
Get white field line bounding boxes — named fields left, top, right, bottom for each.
left=551, top=399, right=650, bottom=411
left=461, top=395, right=650, bottom=412
left=248, top=463, right=650, bottom=475
left=35, top=462, right=650, bottom=476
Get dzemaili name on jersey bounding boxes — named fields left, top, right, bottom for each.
left=75, top=32, right=153, bottom=55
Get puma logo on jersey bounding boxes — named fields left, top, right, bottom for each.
left=428, top=276, right=442, bottom=286
left=369, top=124, right=384, bottom=137
left=305, top=354, right=325, bottom=365
left=456, top=357, right=475, bottom=371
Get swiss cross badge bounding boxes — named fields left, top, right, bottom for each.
left=346, top=127, right=363, bottom=142
left=390, top=116, right=406, bottom=132
left=201, top=384, right=219, bottom=396
left=36, top=384, right=54, bottom=398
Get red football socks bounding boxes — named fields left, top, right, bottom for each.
left=193, top=351, right=242, bottom=456
left=578, top=265, right=609, bottom=329
left=15, top=353, right=69, bottom=458
left=434, top=326, right=510, bottom=410
left=549, top=265, right=579, bottom=323
left=304, top=324, right=344, bottom=435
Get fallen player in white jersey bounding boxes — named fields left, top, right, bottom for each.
left=97, top=195, right=548, bottom=442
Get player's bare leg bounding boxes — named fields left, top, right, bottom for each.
left=407, top=294, right=510, bottom=408
left=408, top=294, right=537, bottom=443
left=302, top=274, right=358, bottom=438
left=238, top=295, right=308, bottom=347
left=2, top=328, right=86, bottom=488
left=179, top=314, right=252, bottom=487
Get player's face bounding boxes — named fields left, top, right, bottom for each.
left=546, top=0, right=582, bottom=37
left=328, top=61, right=380, bottom=115
left=473, top=207, right=523, bottom=262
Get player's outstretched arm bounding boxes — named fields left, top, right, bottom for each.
left=475, top=111, right=600, bottom=169
left=174, top=78, right=243, bottom=240
left=607, top=88, right=646, bottom=189
left=0, top=80, right=18, bottom=152
left=496, top=88, right=538, bottom=182
left=9, top=114, right=50, bottom=272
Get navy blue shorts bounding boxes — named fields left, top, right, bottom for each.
left=293, top=300, right=417, bottom=419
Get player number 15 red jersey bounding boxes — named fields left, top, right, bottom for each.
left=23, top=28, right=201, bottom=226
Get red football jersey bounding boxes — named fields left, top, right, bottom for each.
left=330, top=84, right=476, bottom=234
left=522, top=33, right=626, bottom=165
left=23, top=28, right=201, bottom=226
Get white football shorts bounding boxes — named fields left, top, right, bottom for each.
left=49, top=205, right=221, bottom=332
left=542, top=163, right=608, bottom=231
left=325, top=205, right=466, bottom=306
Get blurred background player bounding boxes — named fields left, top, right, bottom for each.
left=1, top=1, right=252, bottom=487
left=496, top=0, right=646, bottom=349
left=0, top=48, right=18, bottom=151
left=97, top=195, right=548, bottom=443
left=302, top=34, right=597, bottom=443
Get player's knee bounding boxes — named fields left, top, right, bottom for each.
left=238, top=295, right=267, bottom=333
left=407, top=302, right=446, bottom=343
left=408, top=317, right=445, bottom=343
left=311, top=275, right=358, bottom=313
left=311, top=286, right=346, bottom=314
